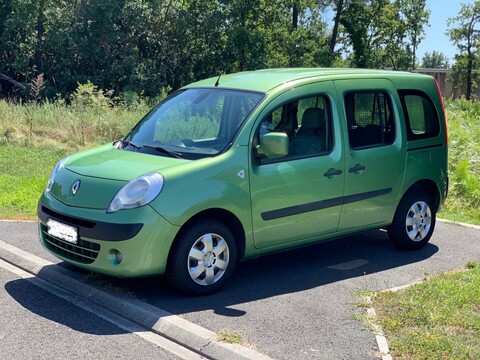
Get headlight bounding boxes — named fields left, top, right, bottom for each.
left=107, top=173, right=164, bottom=213
left=45, top=156, right=69, bottom=194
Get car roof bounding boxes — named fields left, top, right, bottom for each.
left=185, top=68, right=423, bottom=93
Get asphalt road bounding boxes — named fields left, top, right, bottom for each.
left=1, top=220, right=480, bottom=359
left=0, top=264, right=184, bottom=360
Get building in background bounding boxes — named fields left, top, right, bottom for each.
left=415, top=69, right=480, bottom=99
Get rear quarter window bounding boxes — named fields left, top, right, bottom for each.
left=399, top=90, right=440, bottom=140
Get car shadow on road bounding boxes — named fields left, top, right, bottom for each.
left=4, top=229, right=438, bottom=327
left=3, top=277, right=130, bottom=335
left=71, top=229, right=438, bottom=317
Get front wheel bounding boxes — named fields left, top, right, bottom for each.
left=388, top=191, right=436, bottom=250
left=166, top=220, right=237, bottom=295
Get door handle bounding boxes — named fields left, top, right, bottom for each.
left=324, top=168, right=343, bottom=178
left=349, top=164, right=366, bottom=174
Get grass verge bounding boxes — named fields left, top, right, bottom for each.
left=0, top=97, right=479, bottom=223
left=371, top=263, right=480, bottom=359
left=0, top=146, right=68, bottom=219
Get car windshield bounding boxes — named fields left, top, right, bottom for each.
left=123, top=88, right=264, bottom=159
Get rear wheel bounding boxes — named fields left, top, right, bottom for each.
left=388, top=191, right=436, bottom=250
left=166, top=220, right=237, bottom=295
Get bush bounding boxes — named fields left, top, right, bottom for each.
left=0, top=81, right=167, bottom=149
left=0, top=93, right=478, bottom=223
left=442, top=98, right=480, bottom=222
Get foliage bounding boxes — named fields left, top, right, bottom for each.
left=373, top=267, right=480, bottom=359
left=400, top=0, right=430, bottom=68
left=441, top=98, right=480, bottom=224
left=449, top=53, right=479, bottom=100
left=0, top=85, right=159, bottom=219
left=421, top=51, right=449, bottom=69
left=0, top=0, right=432, bottom=99
left=0, top=96, right=478, bottom=225
left=29, top=73, right=45, bottom=103
left=447, top=1, right=480, bottom=100
left=0, top=83, right=158, bottom=150
left=339, top=0, right=429, bottom=69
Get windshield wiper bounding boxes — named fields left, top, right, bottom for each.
left=143, top=144, right=184, bottom=159
left=121, top=139, right=141, bottom=150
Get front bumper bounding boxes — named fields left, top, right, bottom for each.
left=37, top=193, right=181, bottom=277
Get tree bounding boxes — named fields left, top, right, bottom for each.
left=337, top=0, right=429, bottom=69
left=340, top=0, right=380, bottom=68
left=0, top=0, right=48, bottom=81
left=447, top=2, right=480, bottom=100
left=399, top=0, right=430, bottom=69
left=374, top=0, right=411, bottom=69
left=340, top=0, right=405, bottom=69
left=450, top=52, right=479, bottom=99
left=328, top=0, right=345, bottom=65
left=421, top=51, right=449, bottom=69
left=0, top=0, right=433, bottom=99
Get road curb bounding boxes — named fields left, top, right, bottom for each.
left=0, top=240, right=272, bottom=360
left=364, top=297, right=392, bottom=360
left=437, top=217, right=480, bottom=230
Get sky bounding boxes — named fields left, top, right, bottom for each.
left=416, top=0, right=477, bottom=64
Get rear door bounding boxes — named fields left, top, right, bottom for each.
left=334, top=79, right=407, bottom=230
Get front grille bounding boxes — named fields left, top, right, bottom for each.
left=41, top=224, right=100, bottom=264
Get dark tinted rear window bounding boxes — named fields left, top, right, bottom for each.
left=399, top=90, right=440, bottom=140
left=344, top=91, right=395, bottom=149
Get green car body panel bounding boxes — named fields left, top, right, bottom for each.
left=38, top=68, right=448, bottom=292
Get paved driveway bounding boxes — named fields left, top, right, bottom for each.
left=1, top=220, right=480, bottom=359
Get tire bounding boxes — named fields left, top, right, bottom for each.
left=166, top=220, right=237, bottom=295
left=388, top=191, right=436, bottom=250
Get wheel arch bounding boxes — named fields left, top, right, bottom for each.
left=168, top=208, right=246, bottom=262
left=403, top=179, right=441, bottom=212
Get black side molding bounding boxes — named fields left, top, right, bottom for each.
left=261, top=188, right=392, bottom=221
left=407, top=143, right=444, bottom=151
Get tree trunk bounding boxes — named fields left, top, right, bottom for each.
left=0, top=73, right=26, bottom=90
left=292, top=3, right=298, bottom=30
left=329, top=0, right=344, bottom=65
left=466, top=51, right=473, bottom=100
left=35, top=0, right=45, bottom=74
left=411, top=33, right=417, bottom=70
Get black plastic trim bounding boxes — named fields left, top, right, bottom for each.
left=342, top=188, right=392, bottom=205
left=261, top=197, right=343, bottom=221
left=38, top=202, right=143, bottom=241
left=407, top=143, right=444, bottom=151
left=261, top=188, right=392, bottom=221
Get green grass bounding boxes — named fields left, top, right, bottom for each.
left=0, top=93, right=151, bottom=220
left=0, top=146, right=68, bottom=219
left=440, top=98, right=480, bottom=225
left=217, top=330, right=245, bottom=345
left=372, top=264, right=480, bottom=359
left=0, top=97, right=479, bottom=223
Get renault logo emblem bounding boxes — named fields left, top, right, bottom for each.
left=72, top=180, right=81, bottom=195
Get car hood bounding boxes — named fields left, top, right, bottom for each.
left=65, top=145, right=185, bottom=181
left=50, top=145, right=187, bottom=209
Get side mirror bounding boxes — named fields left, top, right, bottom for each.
left=257, top=132, right=289, bottom=159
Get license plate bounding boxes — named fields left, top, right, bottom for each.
left=47, top=218, right=78, bottom=244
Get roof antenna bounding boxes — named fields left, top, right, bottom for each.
left=214, top=72, right=222, bottom=87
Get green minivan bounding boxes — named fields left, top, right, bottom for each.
left=38, top=69, right=448, bottom=295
